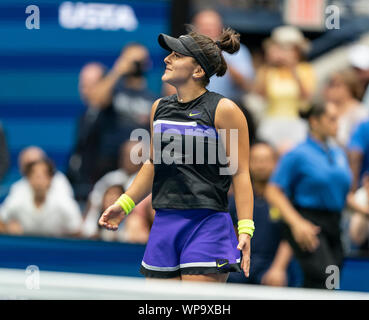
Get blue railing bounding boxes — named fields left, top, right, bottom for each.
left=1, top=234, right=369, bottom=292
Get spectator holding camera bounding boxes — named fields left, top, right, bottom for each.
left=88, top=43, right=156, bottom=130
left=87, top=43, right=157, bottom=176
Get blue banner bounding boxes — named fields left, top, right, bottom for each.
left=0, top=0, right=170, bottom=194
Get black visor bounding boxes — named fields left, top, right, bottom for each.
left=158, top=33, right=192, bottom=56
left=158, top=33, right=216, bottom=78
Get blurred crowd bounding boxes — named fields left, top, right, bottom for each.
left=1, top=9, right=369, bottom=288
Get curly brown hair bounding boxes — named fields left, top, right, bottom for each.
left=186, top=25, right=241, bottom=86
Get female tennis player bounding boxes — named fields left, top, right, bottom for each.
left=99, top=27, right=254, bottom=282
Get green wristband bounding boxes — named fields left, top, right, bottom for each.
left=238, top=219, right=255, bottom=238
left=115, top=194, right=135, bottom=215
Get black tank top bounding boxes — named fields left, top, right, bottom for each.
left=151, top=90, right=231, bottom=211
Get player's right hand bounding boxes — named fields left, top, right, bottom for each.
left=98, top=204, right=126, bottom=231
left=237, top=233, right=251, bottom=278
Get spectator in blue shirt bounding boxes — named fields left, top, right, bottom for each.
left=346, top=119, right=369, bottom=248
left=266, top=102, right=352, bottom=289
left=347, top=119, right=369, bottom=191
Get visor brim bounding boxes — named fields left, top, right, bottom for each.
left=158, top=33, right=192, bottom=56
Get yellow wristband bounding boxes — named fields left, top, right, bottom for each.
left=115, top=194, right=135, bottom=215
left=238, top=219, right=255, bottom=238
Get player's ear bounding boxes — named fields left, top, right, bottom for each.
left=192, top=66, right=205, bottom=79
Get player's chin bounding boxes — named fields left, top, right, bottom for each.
left=161, top=73, right=171, bottom=82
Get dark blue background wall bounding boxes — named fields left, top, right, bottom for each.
left=0, top=0, right=170, bottom=200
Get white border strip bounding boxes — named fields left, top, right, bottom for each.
left=142, top=259, right=241, bottom=271
left=1, top=268, right=369, bottom=300
left=181, top=261, right=216, bottom=268
left=153, top=120, right=197, bottom=126
left=141, top=261, right=179, bottom=272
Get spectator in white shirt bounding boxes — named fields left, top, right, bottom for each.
left=0, top=159, right=82, bottom=237
left=9, top=146, right=74, bottom=199
left=81, top=140, right=145, bottom=238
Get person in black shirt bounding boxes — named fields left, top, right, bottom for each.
left=67, top=62, right=106, bottom=201
left=228, top=142, right=301, bottom=286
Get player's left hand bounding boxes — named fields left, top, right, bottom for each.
left=237, top=233, right=251, bottom=278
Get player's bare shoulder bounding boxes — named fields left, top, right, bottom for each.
left=214, top=98, right=247, bottom=130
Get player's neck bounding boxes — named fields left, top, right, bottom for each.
left=176, top=84, right=207, bottom=103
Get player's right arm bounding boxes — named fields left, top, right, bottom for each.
left=98, top=98, right=160, bottom=230
left=123, top=98, right=160, bottom=203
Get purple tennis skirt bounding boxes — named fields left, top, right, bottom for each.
left=140, top=208, right=242, bottom=278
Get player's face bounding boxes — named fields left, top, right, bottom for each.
left=162, top=51, right=197, bottom=86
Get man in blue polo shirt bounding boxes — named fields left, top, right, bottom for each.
left=271, top=135, right=351, bottom=212
left=266, top=102, right=352, bottom=288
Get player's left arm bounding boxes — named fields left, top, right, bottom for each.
left=215, top=98, right=253, bottom=221
left=215, top=98, right=254, bottom=277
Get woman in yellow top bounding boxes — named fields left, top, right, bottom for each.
left=254, top=26, right=316, bottom=154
